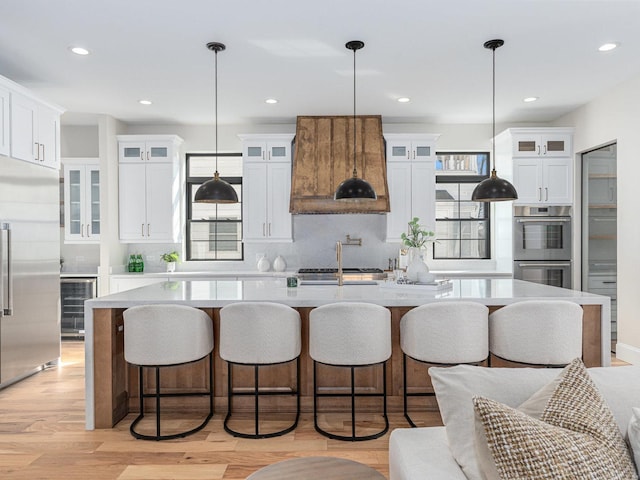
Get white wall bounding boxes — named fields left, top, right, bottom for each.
left=553, top=72, right=640, bottom=364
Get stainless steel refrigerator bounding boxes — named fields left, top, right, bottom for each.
left=0, top=155, right=60, bottom=388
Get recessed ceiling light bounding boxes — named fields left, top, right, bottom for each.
left=139, top=100, right=152, bottom=105
left=70, top=46, right=90, bottom=56
left=397, top=97, right=411, bottom=103
left=523, top=97, right=539, bottom=103
left=599, top=43, right=618, bottom=52
left=265, top=98, right=278, bottom=104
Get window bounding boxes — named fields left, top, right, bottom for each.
left=433, top=152, right=490, bottom=259
left=186, top=153, right=243, bottom=261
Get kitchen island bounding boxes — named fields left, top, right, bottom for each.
left=84, top=278, right=610, bottom=430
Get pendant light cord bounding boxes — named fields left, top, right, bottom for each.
left=214, top=47, right=219, bottom=175
left=352, top=45, right=357, bottom=177
left=491, top=43, right=496, bottom=176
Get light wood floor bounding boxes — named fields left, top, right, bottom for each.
left=0, top=341, right=443, bottom=480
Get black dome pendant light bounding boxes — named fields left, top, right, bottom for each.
left=194, top=42, right=239, bottom=204
left=471, top=39, right=518, bottom=202
left=334, top=40, right=377, bottom=202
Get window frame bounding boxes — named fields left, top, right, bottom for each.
left=185, top=152, right=243, bottom=261
left=433, top=151, right=491, bottom=260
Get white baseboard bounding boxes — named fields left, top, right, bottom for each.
left=615, top=343, right=640, bottom=365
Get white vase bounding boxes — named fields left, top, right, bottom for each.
left=273, top=255, right=286, bottom=272
left=166, top=261, right=176, bottom=273
left=257, top=255, right=271, bottom=272
left=405, top=247, right=429, bottom=282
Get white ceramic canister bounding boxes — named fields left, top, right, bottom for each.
left=257, top=254, right=271, bottom=272
left=273, top=255, right=287, bottom=272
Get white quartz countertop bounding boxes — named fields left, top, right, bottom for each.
left=109, top=270, right=292, bottom=278
left=87, top=278, right=609, bottom=309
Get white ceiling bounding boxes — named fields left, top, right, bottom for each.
left=1, top=0, right=639, bottom=126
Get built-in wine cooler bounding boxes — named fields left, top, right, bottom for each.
left=60, top=277, right=97, bottom=339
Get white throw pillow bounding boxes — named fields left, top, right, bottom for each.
left=430, top=363, right=640, bottom=480
left=628, top=407, right=640, bottom=472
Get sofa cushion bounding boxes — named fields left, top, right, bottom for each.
left=628, top=407, right=640, bottom=471
left=473, top=359, right=637, bottom=479
left=430, top=364, right=640, bottom=480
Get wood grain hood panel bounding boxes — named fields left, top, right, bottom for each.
left=290, top=115, right=390, bottom=214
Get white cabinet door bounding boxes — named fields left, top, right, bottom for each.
left=64, top=163, right=100, bottom=243
left=0, top=86, right=9, bottom=156
left=37, top=105, right=59, bottom=169
left=385, top=162, right=413, bottom=242
left=10, top=93, right=36, bottom=163
left=411, top=161, right=436, bottom=230
left=145, top=162, right=174, bottom=241
left=267, top=161, right=292, bottom=241
left=242, top=162, right=269, bottom=240
left=513, top=159, right=543, bottom=203
left=119, top=163, right=147, bottom=241
left=514, top=158, right=572, bottom=205
left=543, top=158, right=572, bottom=204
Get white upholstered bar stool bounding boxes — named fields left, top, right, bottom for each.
left=489, top=300, right=583, bottom=367
left=309, top=302, right=391, bottom=441
left=400, top=302, right=489, bottom=427
left=123, top=304, right=214, bottom=441
left=219, top=302, right=301, bottom=439
left=400, top=301, right=489, bottom=427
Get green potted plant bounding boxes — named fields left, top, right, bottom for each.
left=161, top=251, right=179, bottom=273
left=400, top=217, right=436, bottom=282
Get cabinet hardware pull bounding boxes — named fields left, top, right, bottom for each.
left=536, top=145, right=540, bottom=155
left=262, top=223, right=266, bottom=236
left=268, top=223, right=271, bottom=236
left=545, top=187, right=548, bottom=201
left=518, top=262, right=571, bottom=267
left=140, top=151, right=144, bottom=161
left=41, top=144, right=45, bottom=162
left=146, top=151, right=150, bottom=161
left=141, top=224, right=144, bottom=236
left=517, top=218, right=570, bottom=223
left=81, top=224, right=84, bottom=237
left=267, top=151, right=271, bottom=161
left=87, top=224, right=90, bottom=237
left=147, top=224, right=150, bottom=237
left=538, top=188, right=542, bottom=201
left=543, top=145, right=547, bottom=155
left=602, top=281, right=617, bottom=284
left=34, top=142, right=40, bottom=161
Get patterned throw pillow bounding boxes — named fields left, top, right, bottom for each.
left=473, top=358, right=637, bottom=480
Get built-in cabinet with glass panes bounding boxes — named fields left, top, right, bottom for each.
left=117, top=135, right=183, bottom=243
left=384, top=134, right=439, bottom=243
left=63, top=158, right=100, bottom=243
left=433, top=152, right=490, bottom=259
left=582, top=143, right=617, bottom=348
left=239, top=134, right=293, bottom=242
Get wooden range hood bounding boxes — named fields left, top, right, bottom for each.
left=290, top=115, right=390, bottom=214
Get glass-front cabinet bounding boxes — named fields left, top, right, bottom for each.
left=63, top=158, right=100, bottom=243
left=582, top=143, right=617, bottom=348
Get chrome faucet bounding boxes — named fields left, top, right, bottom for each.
left=336, top=241, right=343, bottom=286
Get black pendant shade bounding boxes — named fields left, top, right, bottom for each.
left=334, top=40, right=377, bottom=202
left=471, top=39, right=517, bottom=202
left=334, top=175, right=377, bottom=201
left=194, top=42, right=239, bottom=204
left=194, top=171, right=238, bottom=203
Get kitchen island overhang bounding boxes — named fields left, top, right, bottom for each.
left=84, top=278, right=610, bottom=430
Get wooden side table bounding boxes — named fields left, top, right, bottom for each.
left=246, top=456, right=386, bottom=479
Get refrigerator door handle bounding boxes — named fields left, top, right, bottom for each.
left=1, top=222, right=12, bottom=316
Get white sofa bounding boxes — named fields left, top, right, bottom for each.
left=389, top=364, right=640, bottom=480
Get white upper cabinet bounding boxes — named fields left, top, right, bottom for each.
left=239, top=134, right=293, bottom=242
left=0, top=86, right=9, bottom=157
left=497, top=128, right=574, bottom=206
left=10, top=92, right=61, bottom=169
left=512, top=132, right=572, bottom=158
left=384, top=134, right=440, bottom=242
left=117, top=135, right=183, bottom=243
left=63, top=159, right=100, bottom=243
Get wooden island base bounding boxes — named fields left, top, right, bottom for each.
left=92, top=304, right=602, bottom=429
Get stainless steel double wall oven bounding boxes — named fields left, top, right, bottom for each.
left=513, top=205, right=572, bottom=289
